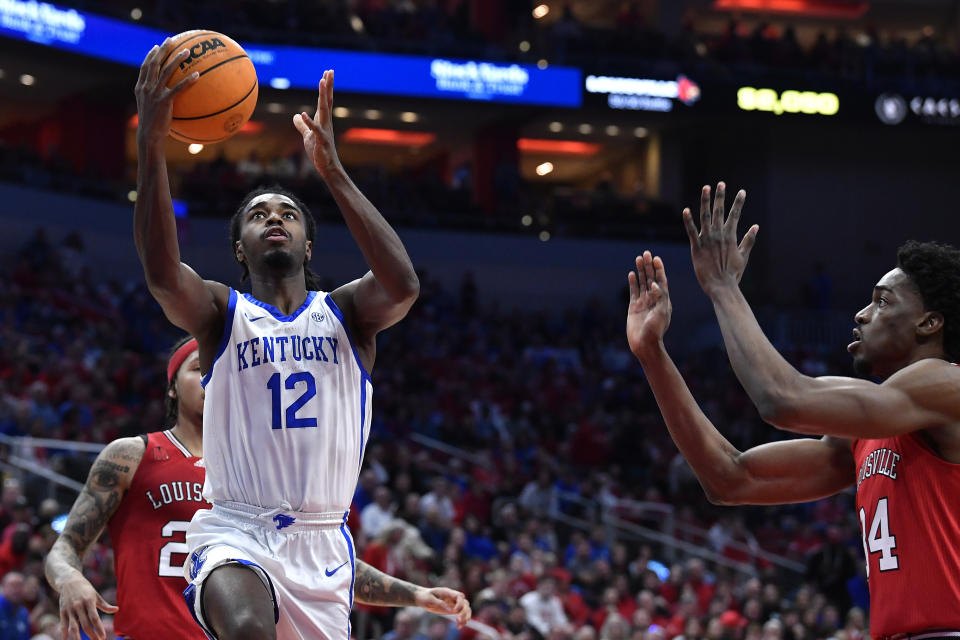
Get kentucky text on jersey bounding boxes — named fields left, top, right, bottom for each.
left=857, top=447, right=901, bottom=488
left=146, top=481, right=209, bottom=510
left=236, top=335, right=340, bottom=371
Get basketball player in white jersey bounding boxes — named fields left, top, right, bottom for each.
left=135, top=42, right=421, bottom=639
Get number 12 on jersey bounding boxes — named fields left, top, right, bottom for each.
left=859, top=497, right=899, bottom=578
left=267, top=372, right=318, bottom=429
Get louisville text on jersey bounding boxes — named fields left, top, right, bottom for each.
left=857, top=446, right=901, bottom=489
left=145, top=481, right=210, bottom=510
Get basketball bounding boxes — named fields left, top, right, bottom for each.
left=161, top=30, right=258, bottom=144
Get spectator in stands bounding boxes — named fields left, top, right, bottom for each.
left=520, top=575, right=569, bottom=636
left=383, top=609, right=429, bottom=640
left=0, top=571, right=30, bottom=639
left=362, top=486, right=396, bottom=538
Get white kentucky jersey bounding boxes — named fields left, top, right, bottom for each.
left=201, top=289, right=372, bottom=514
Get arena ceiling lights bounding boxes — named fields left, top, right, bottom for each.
left=517, top=139, right=601, bottom=156
left=341, top=128, right=436, bottom=147
left=712, top=0, right=869, bottom=18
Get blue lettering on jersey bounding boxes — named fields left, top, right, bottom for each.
left=236, top=335, right=341, bottom=372
left=273, top=514, right=296, bottom=530
left=237, top=342, right=249, bottom=370
left=311, top=337, right=328, bottom=362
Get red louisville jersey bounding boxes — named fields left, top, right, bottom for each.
left=853, top=432, right=960, bottom=637
left=107, top=431, right=211, bottom=639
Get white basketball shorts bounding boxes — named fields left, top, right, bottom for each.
left=183, top=501, right=355, bottom=640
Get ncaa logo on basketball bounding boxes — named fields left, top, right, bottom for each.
left=179, top=38, right=227, bottom=70
left=311, top=311, right=325, bottom=323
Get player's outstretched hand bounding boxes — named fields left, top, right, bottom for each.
left=57, top=575, right=118, bottom=640
left=293, top=69, right=344, bottom=180
left=683, top=182, right=759, bottom=296
left=627, top=251, right=672, bottom=357
left=135, top=39, right=199, bottom=144
left=414, top=586, right=472, bottom=628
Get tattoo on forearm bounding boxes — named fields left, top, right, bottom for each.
left=355, top=562, right=418, bottom=606
left=54, top=440, right=142, bottom=561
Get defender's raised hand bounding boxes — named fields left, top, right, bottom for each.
left=293, top=69, right=343, bottom=180
left=627, top=251, right=672, bottom=358
left=135, top=39, right=199, bottom=144
left=682, top=182, right=759, bottom=296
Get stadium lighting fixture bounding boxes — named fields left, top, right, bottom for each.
left=266, top=103, right=284, bottom=113
left=578, top=123, right=592, bottom=134
left=127, top=190, right=137, bottom=202
left=537, top=59, right=549, bottom=69
left=518, top=138, right=601, bottom=155
left=535, top=162, right=554, bottom=176
left=605, top=125, right=620, bottom=136
left=519, top=41, right=531, bottom=52
left=364, top=109, right=382, bottom=120
left=130, top=8, right=142, bottom=20
left=633, top=127, right=649, bottom=138
left=400, top=112, right=420, bottom=123
left=539, top=231, right=551, bottom=242
left=333, top=107, right=350, bottom=118
left=19, top=74, right=35, bottom=86
left=548, top=122, right=563, bottom=133
left=521, top=215, right=533, bottom=227
left=188, top=144, right=204, bottom=154
left=533, top=4, right=549, bottom=19
left=342, top=128, right=436, bottom=147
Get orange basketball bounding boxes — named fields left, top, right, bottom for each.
left=161, top=30, right=258, bottom=144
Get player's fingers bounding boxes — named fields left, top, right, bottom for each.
left=454, top=597, right=471, bottom=626
left=725, top=189, right=746, bottom=231
left=739, top=224, right=760, bottom=261
left=653, top=255, right=669, bottom=294
left=627, top=271, right=640, bottom=302
left=682, top=208, right=699, bottom=245
left=642, top=251, right=656, bottom=287
left=635, top=255, right=648, bottom=292
left=712, top=181, right=726, bottom=229
left=316, top=76, right=328, bottom=121
left=168, top=71, right=200, bottom=97
left=148, top=37, right=173, bottom=80
left=138, top=45, right=160, bottom=84
left=159, top=47, right=191, bottom=87
left=65, top=614, right=81, bottom=640
left=293, top=113, right=308, bottom=135
left=81, top=602, right=106, bottom=640
left=699, top=185, right=711, bottom=231
left=96, top=593, right=119, bottom=614
left=326, top=69, right=334, bottom=111
left=300, top=111, right=322, bottom=134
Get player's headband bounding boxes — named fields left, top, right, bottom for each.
left=167, top=339, right=199, bottom=383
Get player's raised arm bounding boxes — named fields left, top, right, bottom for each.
left=293, top=71, right=419, bottom=352
left=132, top=40, right=228, bottom=341
left=45, top=438, right=145, bottom=640
left=354, top=561, right=471, bottom=628
left=627, top=252, right=854, bottom=504
left=683, top=183, right=960, bottom=439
